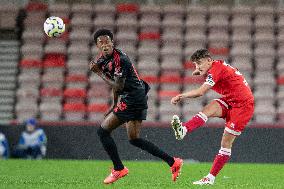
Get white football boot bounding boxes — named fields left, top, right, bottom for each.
left=171, top=115, right=187, bottom=140
left=192, top=175, right=215, bottom=185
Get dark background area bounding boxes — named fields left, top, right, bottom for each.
left=1, top=124, right=283, bottom=163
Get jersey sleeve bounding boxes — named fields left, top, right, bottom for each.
left=204, top=65, right=223, bottom=87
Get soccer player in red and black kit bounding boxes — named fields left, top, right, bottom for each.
left=89, top=29, right=183, bottom=184
left=171, top=49, right=254, bottom=185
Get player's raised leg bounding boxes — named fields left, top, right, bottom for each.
left=126, top=120, right=183, bottom=182
left=171, top=100, right=223, bottom=140
left=97, top=113, right=128, bottom=184
left=193, top=130, right=235, bottom=185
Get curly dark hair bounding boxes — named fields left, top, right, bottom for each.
left=93, top=29, right=113, bottom=44
left=190, top=49, right=212, bottom=62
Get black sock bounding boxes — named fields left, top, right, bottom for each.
left=97, top=127, right=124, bottom=171
left=129, top=138, right=175, bottom=167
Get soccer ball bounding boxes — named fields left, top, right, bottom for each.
left=44, top=16, right=65, bottom=37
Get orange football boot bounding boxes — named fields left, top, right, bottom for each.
left=171, top=157, right=183, bottom=182
left=103, top=167, right=129, bottom=184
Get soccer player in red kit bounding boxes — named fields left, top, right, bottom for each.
left=171, top=49, right=254, bottom=185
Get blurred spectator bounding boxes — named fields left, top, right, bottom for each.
left=0, top=132, right=9, bottom=159
left=13, top=118, right=47, bottom=159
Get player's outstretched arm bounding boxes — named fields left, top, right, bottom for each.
left=171, top=84, right=211, bottom=105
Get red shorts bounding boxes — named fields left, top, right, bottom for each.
left=214, top=98, right=254, bottom=136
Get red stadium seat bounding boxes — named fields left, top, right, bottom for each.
left=40, top=88, right=62, bottom=97
left=65, top=74, right=88, bottom=88
left=43, top=59, right=65, bottom=68
left=160, top=75, right=182, bottom=84
left=87, top=103, right=109, bottom=112
left=43, top=53, right=66, bottom=68
left=138, top=32, right=160, bottom=41
left=44, top=53, right=66, bottom=61
left=63, top=103, right=86, bottom=121
left=158, top=90, right=179, bottom=99
left=184, top=60, right=195, bottom=70
left=208, top=47, right=229, bottom=55
left=64, top=88, right=86, bottom=98
left=25, top=2, right=47, bottom=11
left=277, top=76, right=284, bottom=85
left=65, top=74, right=88, bottom=82
left=63, top=103, right=86, bottom=112
left=140, top=75, right=159, bottom=84
left=20, top=59, right=42, bottom=68
left=116, top=3, right=139, bottom=13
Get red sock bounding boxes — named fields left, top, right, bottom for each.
left=183, top=112, right=208, bottom=132
left=210, top=147, right=231, bottom=176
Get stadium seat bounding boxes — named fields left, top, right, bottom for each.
left=71, top=3, right=93, bottom=16
left=63, top=103, right=86, bottom=121
left=254, top=100, right=276, bottom=123
left=208, top=14, right=229, bottom=30
left=87, top=103, right=109, bottom=121
left=87, top=85, right=110, bottom=104
left=65, top=74, right=88, bottom=89
left=17, top=88, right=39, bottom=105
left=40, top=87, right=63, bottom=103
left=16, top=102, right=38, bottom=122
left=69, top=29, right=91, bottom=43
left=41, top=72, right=64, bottom=88
left=48, top=3, right=70, bottom=19
left=40, top=102, right=62, bottom=121
left=0, top=4, right=19, bottom=29
left=71, top=14, right=93, bottom=30
left=140, top=5, right=160, bottom=31
left=63, top=88, right=86, bottom=103
left=163, top=4, right=185, bottom=19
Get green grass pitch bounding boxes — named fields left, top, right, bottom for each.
left=0, top=160, right=283, bottom=189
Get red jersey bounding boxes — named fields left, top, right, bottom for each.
left=204, top=60, right=254, bottom=107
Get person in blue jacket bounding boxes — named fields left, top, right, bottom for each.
left=0, top=132, right=9, bottom=159
left=13, top=118, right=47, bottom=159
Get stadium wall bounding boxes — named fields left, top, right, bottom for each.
left=1, top=124, right=283, bottom=163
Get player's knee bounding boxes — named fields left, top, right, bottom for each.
left=221, top=140, right=233, bottom=149
left=202, top=101, right=223, bottom=118
left=97, top=126, right=110, bottom=138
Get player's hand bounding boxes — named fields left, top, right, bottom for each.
left=171, top=94, right=183, bottom=105
left=89, top=61, right=100, bottom=73
left=192, top=70, right=201, bottom=76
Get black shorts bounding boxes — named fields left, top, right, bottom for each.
left=113, top=96, right=148, bottom=122
left=113, top=80, right=149, bottom=122
left=113, top=107, right=147, bottom=122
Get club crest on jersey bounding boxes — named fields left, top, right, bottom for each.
left=230, top=122, right=235, bottom=128
left=206, top=74, right=215, bottom=86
